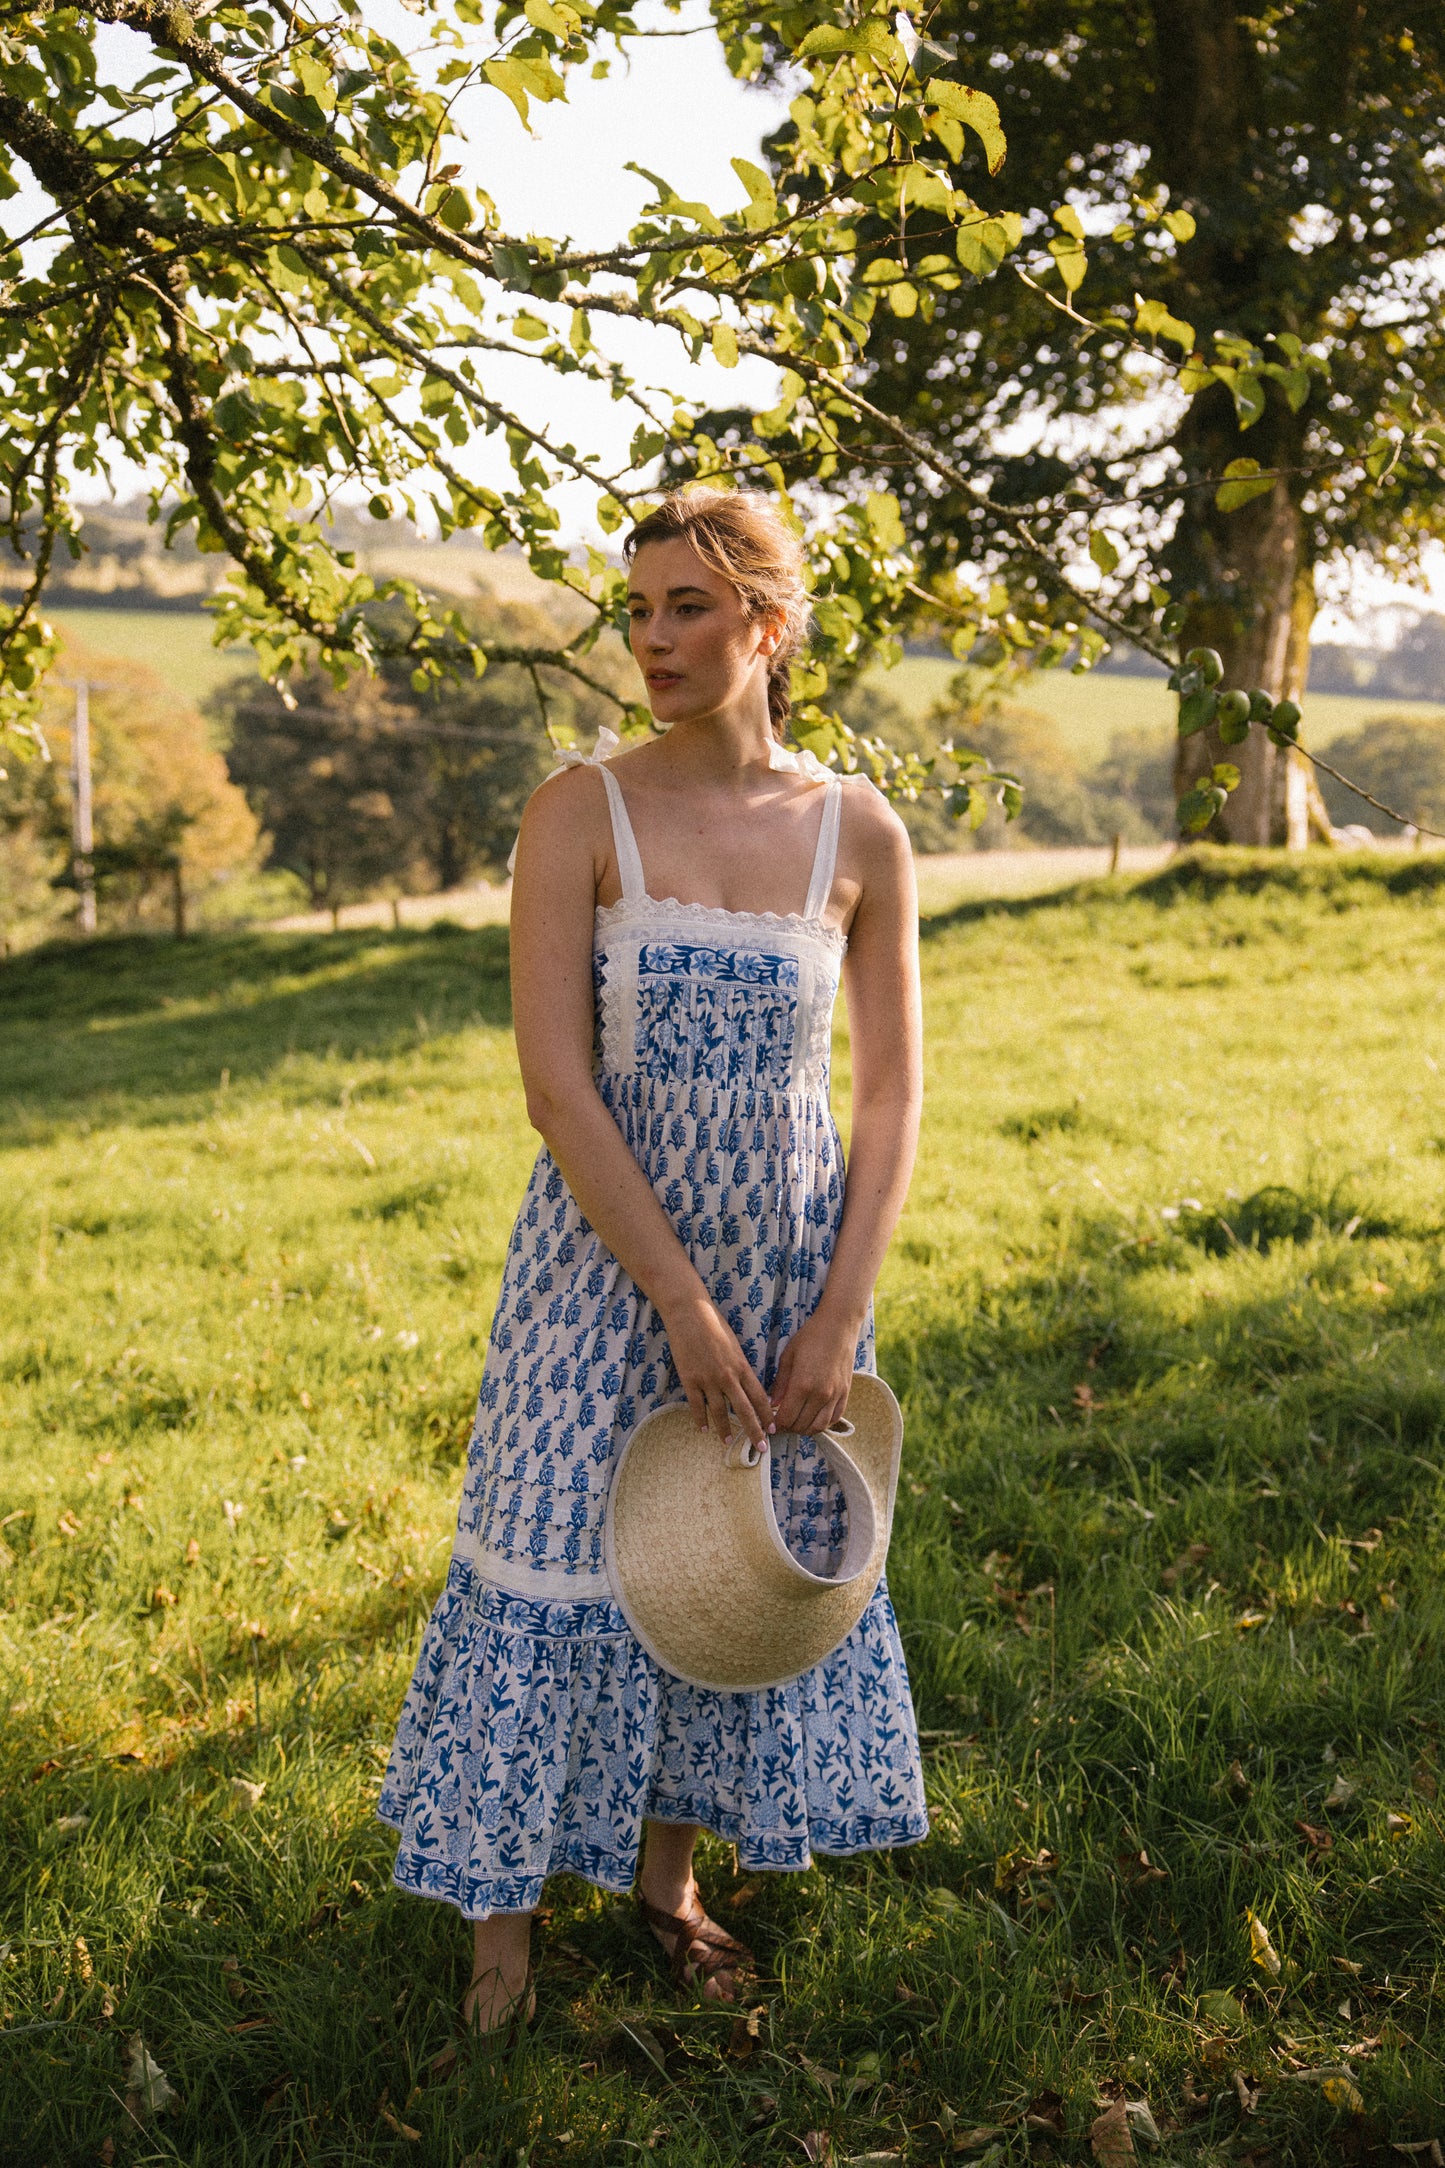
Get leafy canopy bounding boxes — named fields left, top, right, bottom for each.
left=0, top=1, right=1432, bottom=831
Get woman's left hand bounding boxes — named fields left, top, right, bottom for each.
left=769, top=1310, right=861, bottom=1437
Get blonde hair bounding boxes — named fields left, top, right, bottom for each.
left=623, top=488, right=810, bottom=739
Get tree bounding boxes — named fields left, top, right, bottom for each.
left=215, top=594, right=616, bottom=904
left=1315, top=716, right=1445, bottom=836
left=1, top=638, right=259, bottom=940
left=755, top=0, right=1445, bottom=842
left=0, top=2, right=1432, bottom=842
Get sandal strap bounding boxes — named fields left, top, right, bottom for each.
left=639, top=1894, right=753, bottom=1986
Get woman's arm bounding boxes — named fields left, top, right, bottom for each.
left=509, top=767, right=774, bottom=1444
left=770, top=788, right=923, bottom=1436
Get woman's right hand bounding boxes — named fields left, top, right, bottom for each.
left=663, top=1296, right=774, bottom=1446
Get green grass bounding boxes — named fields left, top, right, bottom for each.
left=3, top=854, right=1445, bottom=2165
left=47, top=610, right=255, bottom=701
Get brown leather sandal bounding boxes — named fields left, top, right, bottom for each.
left=639, top=1892, right=754, bottom=2002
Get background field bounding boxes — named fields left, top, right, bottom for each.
left=2, top=855, right=1444, bottom=2165
left=50, top=607, right=1445, bottom=764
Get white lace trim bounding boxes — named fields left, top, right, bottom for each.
left=594, top=895, right=846, bottom=957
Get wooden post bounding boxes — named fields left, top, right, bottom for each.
left=70, top=679, right=96, bottom=935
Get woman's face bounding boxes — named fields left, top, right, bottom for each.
left=626, top=537, right=776, bottom=727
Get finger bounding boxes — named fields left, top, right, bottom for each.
left=736, top=1363, right=774, bottom=1441
left=768, top=1344, right=794, bottom=1409
left=708, top=1387, right=735, bottom=1440
left=685, top=1384, right=708, bottom=1431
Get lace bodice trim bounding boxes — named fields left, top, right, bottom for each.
left=594, top=894, right=847, bottom=959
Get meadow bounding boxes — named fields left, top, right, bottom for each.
left=2, top=853, right=1444, bottom=2166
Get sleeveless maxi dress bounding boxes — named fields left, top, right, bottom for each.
left=379, top=761, right=928, bottom=1920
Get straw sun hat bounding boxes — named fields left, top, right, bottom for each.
left=604, top=1373, right=904, bottom=1692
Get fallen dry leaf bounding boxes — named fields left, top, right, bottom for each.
left=1322, top=2076, right=1364, bottom=2115
left=1218, top=1759, right=1252, bottom=1798
left=98, top=2139, right=116, bottom=2165
left=727, top=2004, right=767, bottom=2062
left=184, top=1537, right=201, bottom=1566
left=228, top=2016, right=271, bottom=2035
left=72, top=1937, right=93, bottom=1983
left=54, top=1813, right=89, bottom=1838
left=1385, top=1811, right=1414, bottom=1838
left=378, top=2104, right=422, bottom=2141
left=29, top=1758, right=61, bottom=1783
left=1324, top=1772, right=1357, bottom=1811
left=799, top=2134, right=835, bottom=2165
left=428, top=2041, right=458, bottom=2084
left=1233, top=2071, right=1259, bottom=2115
left=124, top=2035, right=177, bottom=2116
left=995, top=1846, right=1059, bottom=1892
left=729, top=1877, right=763, bottom=1910
left=1125, top=2099, right=1161, bottom=2148
left=950, top=2127, right=1004, bottom=2150
left=1116, top=1848, right=1168, bottom=1889
left=1025, top=2089, right=1066, bottom=2136
left=229, top=1777, right=266, bottom=1811
left=221, top=1956, right=244, bottom=2002
left=1091, top=2096, right=1134, bottom=2168
left=1247, top=1911, right=1282, bottom=1979
left=1295, top=1819, right=1334, bottom=1853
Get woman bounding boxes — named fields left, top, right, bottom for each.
left=379, top=488, right=927, bottom=2034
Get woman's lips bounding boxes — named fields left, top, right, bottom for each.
left=647, top=672, right=681, bottom=688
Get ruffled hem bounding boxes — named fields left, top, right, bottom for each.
left=378, top=1562, right=927, bottom=1921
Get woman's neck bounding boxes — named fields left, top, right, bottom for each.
left=650, top=700, right=776, bottom=786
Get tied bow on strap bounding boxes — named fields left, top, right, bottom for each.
left=506, top=727, right=624, bottom=871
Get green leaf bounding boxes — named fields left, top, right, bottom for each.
left=484, top=57, right=533, bottom=126
left=730, top=156, right=777, bottom=231
left=1229, top=371, right=1266, bottom=428
left=1135, top=296, right=1196, bottom=351
left=1054, top=203, right=1085, bottom=241
left=1048, top=233, right=1086, bottom=293
left=924, top=80, right=1006, bottom=175
left=1088, top=530, right=1120, bottom=576
left=1161, top=208, right=1196, bottom=242
left=797, top=20, right=905, bottom=67
left=1215, top=457, right=1276, bottom=511
left=524, top=0, right=569, bottom=32
left=887, top=281, right=919, bottom=318
left=1177, top=782, right=1225, bottom=833
left=1365, top=435, right=1400, bottom=482
left=956, top=216, right=1014, bottom=279
left=865, top=491, right=907, bottom=551
left=710, top=321, right=738, bottom=368
left=1178, top=689, right=1218, bottom=736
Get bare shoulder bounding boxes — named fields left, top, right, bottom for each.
left=839, top=775, right=913, bottom=883
left=516, top=762, right=610, bottom=854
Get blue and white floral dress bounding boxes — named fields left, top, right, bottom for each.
left=379, top=757, right=927, bottom=1920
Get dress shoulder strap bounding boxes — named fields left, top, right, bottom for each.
left=596, top=763, right=648, bottom=904
left=802, top=776, right=844, bottom=923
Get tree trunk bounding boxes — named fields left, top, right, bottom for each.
left=1150, top=1, right=1335, bottom=849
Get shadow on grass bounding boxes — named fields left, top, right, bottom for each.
left=0, top=922, right=513, bottom=1135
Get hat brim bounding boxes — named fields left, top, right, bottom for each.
left=604, top=1373, right=903, bottom=1692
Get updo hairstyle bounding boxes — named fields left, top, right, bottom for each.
left=622, top=488, right=811, bottom=739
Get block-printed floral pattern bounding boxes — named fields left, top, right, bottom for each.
left=380, top=895, right=928, bottom=1920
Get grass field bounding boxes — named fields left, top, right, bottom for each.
left=3, top=854, right=1445, bottom=2166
